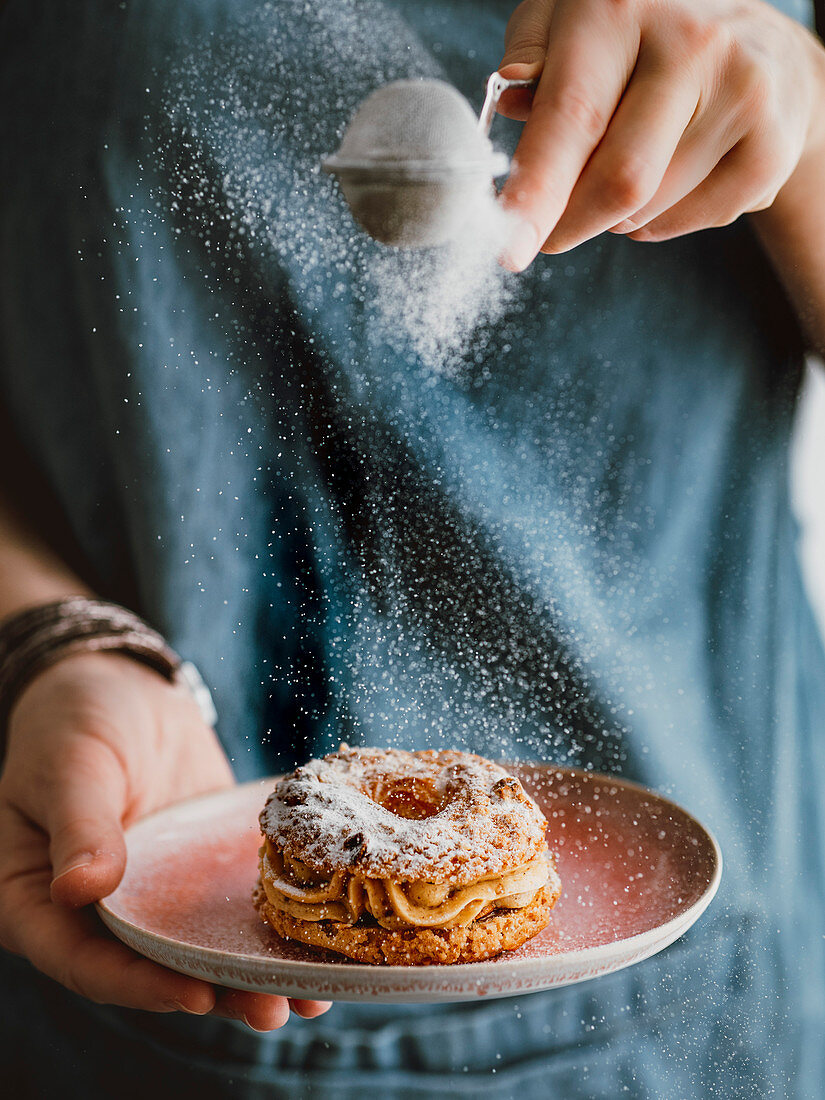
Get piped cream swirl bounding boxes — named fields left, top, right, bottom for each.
left=259, top=839, right=554, bottom=930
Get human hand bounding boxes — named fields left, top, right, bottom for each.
left=0, top=651, right=332, bottom=1030
left=497, top=0, right=825, bottom=269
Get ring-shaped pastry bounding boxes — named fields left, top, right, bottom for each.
left=254, top=744, right=561, bottom=965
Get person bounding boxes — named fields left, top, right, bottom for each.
left=0, top=0, right=823, bottom=1096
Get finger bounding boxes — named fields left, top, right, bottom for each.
left=623, top=141, right=779, bottom=242
left=606, top=121, right=737, bottom=236
left=45, top=740, right=129, bottom=908
left=606, top=34, right=783, bottom=237
left=502, top=0, right=554, bottom=67
left=612, top=112, right=791, bottom=237
left=0, top=804, right=216, bottom=1013
left=48, top=910, right=218, bottom=1013
left=540, top=49, right=701, bottom=253
left=289, top=998, right=334, bottom=1019
left=210, top=988, right=291, bottom=1031
left=500, top=0, right=640, bottom=270
left=496, top=0, right=553, bottom=121
left=496, top=75, right=540, bottom=124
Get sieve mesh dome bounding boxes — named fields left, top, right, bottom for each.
left=322, top=78, right=510, bottom=248
left=328, top=79, right=503, bottom=176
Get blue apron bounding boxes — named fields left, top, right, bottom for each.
left=1, top=1, right=823, bottom=1096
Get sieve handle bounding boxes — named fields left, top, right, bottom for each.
left=478, top=72, right=539, bottom=137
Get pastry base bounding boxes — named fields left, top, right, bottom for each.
left=252, top=879, right=560, bottom=966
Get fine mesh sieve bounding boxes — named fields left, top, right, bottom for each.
left=322, top=73, right=536, bottom=248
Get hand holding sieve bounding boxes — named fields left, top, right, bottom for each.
left=322, top=72, right=537, bottom=249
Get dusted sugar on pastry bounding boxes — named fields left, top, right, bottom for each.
left=253, top=744, right=561, bottom=965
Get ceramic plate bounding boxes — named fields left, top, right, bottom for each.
left=95, top=765, right=721, bottom=1003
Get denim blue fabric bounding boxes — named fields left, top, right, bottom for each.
left=1, top=1, right=824, bottom=1097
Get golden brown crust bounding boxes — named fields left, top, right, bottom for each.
left=259, top=744, right=549, bottom=886
left=252, top=878, right=561, bottom=965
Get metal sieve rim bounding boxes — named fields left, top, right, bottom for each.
left=321, top=151, right=510, bottom=181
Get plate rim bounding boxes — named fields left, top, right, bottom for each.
left=95, top=765, right=723, bottom=984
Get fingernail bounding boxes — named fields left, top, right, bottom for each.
left=609, top=219, right=635, bottom=235
left=51, top=853, right=95, bottom=884
left=500, top=218, right=538, bottom=272
left=165, top=999, right=211, bottom=1015
left=242, top=1014, right=274, bottom=1033
left=497, top=61, right=543, bottom=81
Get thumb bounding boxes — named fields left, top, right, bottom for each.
left=500, top=0, right=555, bottom=75
left=47, top=746, right=129, bottom=908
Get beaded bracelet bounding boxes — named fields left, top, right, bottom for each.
left=0, top=597, right=217, bottom=735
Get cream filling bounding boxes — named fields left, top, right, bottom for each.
left=259, top=839, right=551, bottom=930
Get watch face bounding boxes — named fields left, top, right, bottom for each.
left=176, top=660, right=219, bottom=727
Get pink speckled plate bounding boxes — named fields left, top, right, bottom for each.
left=95, top=766, right=721, bottom=1003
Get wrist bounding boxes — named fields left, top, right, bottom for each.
left=803, top=30, right=825, bottom=160
left=0, top=598, right=218, bottom=744
left=768, top=35, right=825, bottom=217
left=751, top=110, right=825, bottom=357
